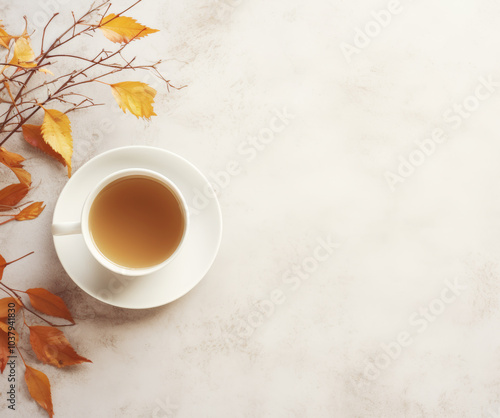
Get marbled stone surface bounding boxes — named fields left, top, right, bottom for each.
left=2, top=0, right=500, bottom=416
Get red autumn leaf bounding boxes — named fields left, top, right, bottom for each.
left=14, top=202, right=45, bottom=221
left=0, top=297, right=20, bottom=317
left=22, top=124, right=69, bottom=176
left=28, top=326, right=91, bottom=368
left=0, top=183, right=29, bottom=211
left=25, top=365, right=54, bottom=418
left=26, top=288, right=74, bottom=323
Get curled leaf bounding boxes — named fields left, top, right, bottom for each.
left=110, top=81, right=157, bottom=120
left=26, top=288, right=74, bottom=323
left=0, top=183, right=29, bottom=210
left=14, top=202, right=45, bottom=221
left=25, top=365, right=54, bottom=418
left=40, top=109, right=73, bottom=176
left=29, top=326, right=91, bottom=368
left=9, top=37, right=36, bottom=68
left=99, top=14, right=158, bottom=43
left=0, top=297, right=20, bottom=318
left=22, top=124, right=69, bottom=176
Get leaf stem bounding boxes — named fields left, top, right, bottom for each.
left=6, top=251, right=34, bottom=266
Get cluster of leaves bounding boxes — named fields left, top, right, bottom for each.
left=0, top=0, right=178, bottom=416
left=0, top=252, right=90, bottom=417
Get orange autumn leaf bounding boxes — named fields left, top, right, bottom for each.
left=22, top=124, right=69, bottom=176
left=0, top=146, right=24, bottom=167
left=26, top=288, right=74, bottom=323
left=0, top=324, right=9, bottom=373
left=25, top=365, right=54, bottom=418
left=40, top=109, right=73, bottom=176
left=0, top=254, right=5, bottom=281
left=0, top=183, right=29, bottom=210
left=110, top=81, right=157, bottom=120
left=0, top=297, right=20, bottom=318
left=29, top=326, right=91, bottom=368
left=99, top=14, right=158, bottom=44
left=14, top=202, right=45, bottom=221
left=0, top=321, right=18, bottom=373
left=9, top=167, right=31, bottom=186
left=0, top=321, right=19, bottom=348
left=0, top=147, right=31, bottom=186
left=9, top=37, right=36, bottom=68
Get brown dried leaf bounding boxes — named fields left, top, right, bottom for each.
left=26, top=288, right=74, bottom=323
left=22, top=124, right=69, bottom=176
left=29, top=326, right=91, bottom=368
left=25, top=365, right=54, bottom=418
left=110, top=81, right=157, bottom=120
left=99, top=14, right=158, bottom=43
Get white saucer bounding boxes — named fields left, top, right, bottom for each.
left=52, top=146, right=222, bottom=309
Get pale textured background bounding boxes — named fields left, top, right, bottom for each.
left=1, top=0, right=500, bottom=417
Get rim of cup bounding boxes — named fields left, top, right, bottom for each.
left=81, top=168, right=189, bottom=277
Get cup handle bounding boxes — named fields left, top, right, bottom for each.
left=52, top=221, right=82, bottom=236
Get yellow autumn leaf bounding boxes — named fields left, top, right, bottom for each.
left=110, top=81, right=157, bottom=120
left=22, top=124, right=69, bottom=177
left=10, top=37, right=36, bottom=68
left=99, top=14, right=159, bottom=44
left=0, top=21, right=12, bottom=49
left=40, top=109, right=73, bottom=176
